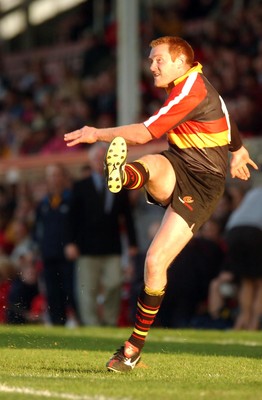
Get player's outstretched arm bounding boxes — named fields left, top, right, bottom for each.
left=64, top=123, right=153, bottom=147
left=230, top=145, right=258, bottom=180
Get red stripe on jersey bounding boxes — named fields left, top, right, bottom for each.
left=173, top=116, right=228, bottom=135
left=144, top=72, right=206, bottom=138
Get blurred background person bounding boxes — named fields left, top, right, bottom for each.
left=8, top=217, right=37, bottom=269
left=223, top=185, right=262, bottom=330
left=33, top=163, right=78, bottom=326
left=6, top=250, right=42, bottom=324
left=65, top=143, right=138, bottom=326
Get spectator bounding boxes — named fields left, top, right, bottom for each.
left=33, top=163, right=78, bottom=326
left=65, top=143, right=138, bottom=326
left=207, top=268, right=238, bottom=328
left=6, top=250, right=41, bottom=324
left=8, top=217, right=37, bottom=269
left=224, top=186, right=262, bottom=330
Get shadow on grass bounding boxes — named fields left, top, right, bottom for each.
left=0, top=327, right=261, bottom=359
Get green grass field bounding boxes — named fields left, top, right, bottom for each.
left=0, top=325, right=261, bottom=400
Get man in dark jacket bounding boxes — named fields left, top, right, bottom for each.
left=34, top=163, right=78, bottom=326
left=65, top=143, right=137, bottom=326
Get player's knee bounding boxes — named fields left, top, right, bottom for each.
left=145, top=250, right=166, bottom=280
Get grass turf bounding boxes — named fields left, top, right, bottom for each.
left=0, top=325, right=262, bottom=400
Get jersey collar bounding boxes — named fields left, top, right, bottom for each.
left=166, top=62, right=203, bottom=93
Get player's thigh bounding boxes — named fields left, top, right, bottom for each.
left=140, top=154, right=176, bottom=201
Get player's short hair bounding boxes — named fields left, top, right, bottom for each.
left=150, top=36, right=194, bottom=66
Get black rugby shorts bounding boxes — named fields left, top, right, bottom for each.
left=146, top=149, right=225, bottom=234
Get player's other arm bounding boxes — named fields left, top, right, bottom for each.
left=229, top=117, right=258, bottom=180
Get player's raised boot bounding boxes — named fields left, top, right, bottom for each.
left=106, top=341, right=141, bottom=372
left=104, top=136, right=127, bottom=193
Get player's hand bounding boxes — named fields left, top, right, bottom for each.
left=64, top=126, right=97, bottom=147
left=230, top=146, right=258, bottom=180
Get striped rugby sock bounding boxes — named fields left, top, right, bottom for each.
left=123, top=161, right=149, bottom=190
left=128, top=285, right=165, bottom=351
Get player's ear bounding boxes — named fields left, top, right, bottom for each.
left=176, top=54, right=186, bottom=68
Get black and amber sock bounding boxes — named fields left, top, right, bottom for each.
left=128, top=285, right=165, bottom=351
left=123, top=161, right=149, bottom=190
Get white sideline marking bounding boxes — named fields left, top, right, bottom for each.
left=0, top=384, right=129, bottom=400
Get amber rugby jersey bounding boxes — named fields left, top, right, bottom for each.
left=144, top=62, right=240, bottom=178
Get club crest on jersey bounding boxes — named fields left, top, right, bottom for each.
left=179, top=195, right=194, bottom=211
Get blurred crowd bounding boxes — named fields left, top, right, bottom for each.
left=0, top=0, right=261, bottom=159
left=0, top=160, right=261, bottom=330
left=0, top=0, right=262, bottom=329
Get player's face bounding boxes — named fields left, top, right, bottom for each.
left=149, top=43, right=182, bottom=88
